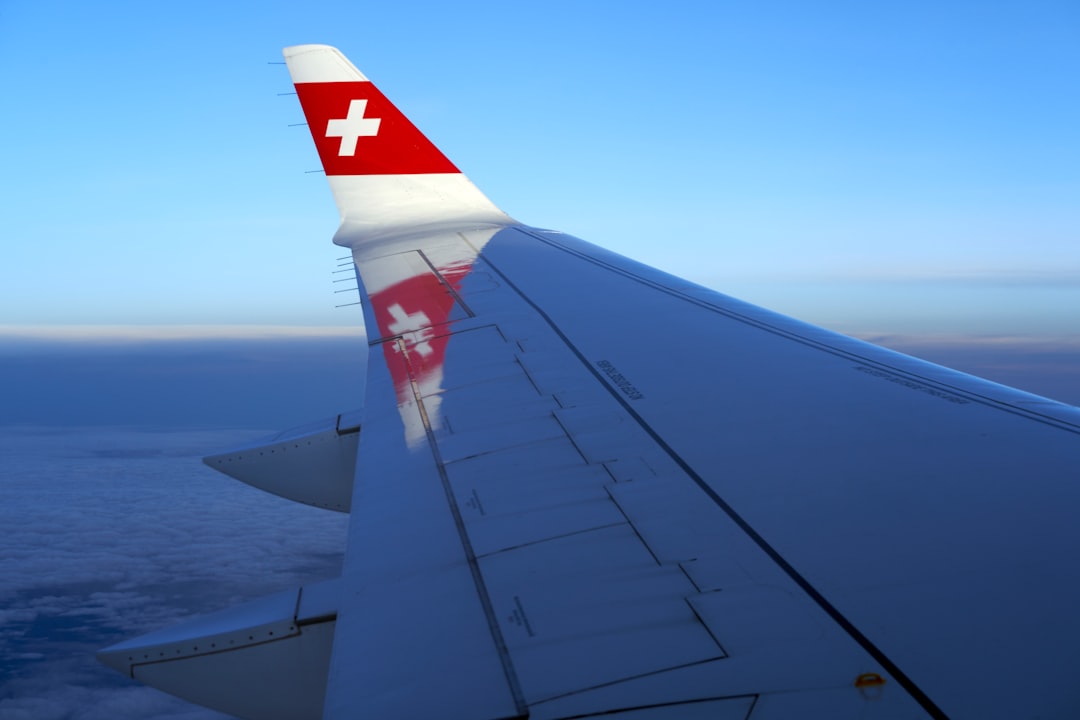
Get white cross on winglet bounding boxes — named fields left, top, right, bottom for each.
left=325, top=99, right=382, bottom=157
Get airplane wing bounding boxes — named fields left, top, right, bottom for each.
left=99, top=45, right=1080, bottom=720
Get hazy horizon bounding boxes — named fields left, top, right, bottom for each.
left=1, top=327, right=1077, bottom=718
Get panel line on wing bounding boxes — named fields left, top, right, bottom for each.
left=525, top=658, right=743, bottom=711
left=473, top=520, right=629, bottom=560
left=602, top=486, right=663, bottom=567
left=416, top=247, right=476, bottom=319
left=395, top=336, right=529, bottom=717
left=549, top=411, right=591, bottom=465
left=567, top=694, right=760, bottom=720
left=682, top=597, right=729, bottom=657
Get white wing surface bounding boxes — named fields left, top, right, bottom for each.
left=100, top=45, right=1080, bottom=720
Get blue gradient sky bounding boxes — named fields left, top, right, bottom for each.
left=2, top=0, right=1077, bottom=338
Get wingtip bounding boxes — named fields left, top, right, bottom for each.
left=283, top=44, right=368, bottom=84
left=283, top=43, right=337, bottom=55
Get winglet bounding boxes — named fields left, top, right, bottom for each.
left=283, top=45, right=512, bottom=243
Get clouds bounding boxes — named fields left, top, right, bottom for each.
left=2, top=670, right=228, bottom=720
left=0, top=332, right=367, bottom=717
left=0, top=427, right=349, bottom=719
left=0, top=427, right=349, bottom=596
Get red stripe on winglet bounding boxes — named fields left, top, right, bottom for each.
left=294, top=81, right=459, bottom=176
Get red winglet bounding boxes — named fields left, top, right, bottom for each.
left=284, top=45, right=509, bottom=231
left=294, top=81, right=459, bottom=177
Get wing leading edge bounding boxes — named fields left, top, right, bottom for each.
left=99, top=44, right=1080, bottom=720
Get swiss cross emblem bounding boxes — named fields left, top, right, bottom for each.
left=325, top=99, right=382, bottom=156
left=387, top=303, right=434, bottom=356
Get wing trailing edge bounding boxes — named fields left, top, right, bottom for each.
left=97, top=579, right=339, bottom=720
left=203, top=411, right=362, bottom=512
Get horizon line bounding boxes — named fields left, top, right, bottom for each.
left=0, top=324, right=366, bottom=342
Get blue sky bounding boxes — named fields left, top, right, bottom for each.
left=2, top=0, right=1077, bottom=338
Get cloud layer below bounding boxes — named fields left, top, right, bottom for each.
left=0, top=427, right=349, bottom=719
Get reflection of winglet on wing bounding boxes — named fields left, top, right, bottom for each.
left=283, top=44, right=512, bottom=236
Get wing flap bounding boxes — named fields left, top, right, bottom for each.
left=203, top=412, right=361, bottom=511
left=480, top=524, right=725, bottom=703
left=448, top=446, right=620, bottom=557
left=98, top=581, right=339, bottom=720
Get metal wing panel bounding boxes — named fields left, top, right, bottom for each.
left=476, top=226, right=1080, bottom=719
left=327, top=226, right=937, bottom=718
left=322, top=312, right=523, bottom=719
